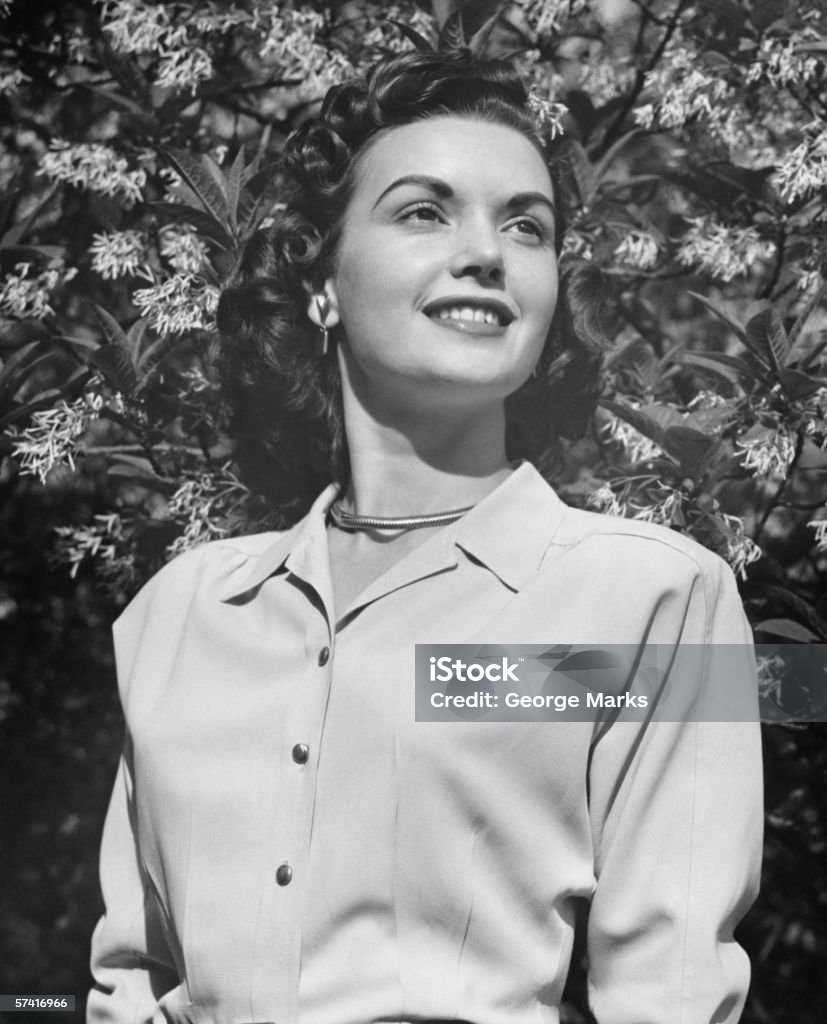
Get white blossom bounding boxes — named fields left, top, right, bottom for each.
left=631, top=486, right=683, bottom=526
left=676, top=216, right=776, bottom=281
left=54, top=513, right=126, bottom=579
left=736, top=429, right=796, bottom=480
left=89, top=230, right=146, bottom=280
left=39, top=141, right=146, bottom=205
left=521, top=0, right=588, bottom=36
left=159, top=223, right=209, bottom=274
left=132, top=273, right=218, bottom=335
left=601, top=409, right=664, bottom=463
left=99, top=0, right=185, bottom=55
left=580, top=58, right=635, bottom=105
left=561, top=231, right=593, bottom=261
left=156, top=45, right=213, bottom=93
left=637, top=47, right=731, bottom=131
left=0, top=261, right=78, bottom=320
left=587, top=483, right=628, bottom=518
left=807, top=516, right=827, bottom=552
left=720, top=513, right=762, bottom=579
left=0, top=68, right=29, bottom=96
left=756, top=653, right=786, bottom=704
left=166, top=474, right=230, bottom=558
left=773, top=123, right=827, bottom=204
left=687, top=390, right=727, bottom=411
left=797, top=269, right=822, bottom=292
left=747, top=35, right=819, bottom=88
left=527, top=93, right=568, bottom=139
left=614, top=230, right=660, bottom=270
left=9, top=397, right=92, bottom=483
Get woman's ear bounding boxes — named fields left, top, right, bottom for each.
left=306, top=278, right=341, bottom=329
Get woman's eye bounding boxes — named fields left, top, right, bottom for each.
left=508, top=217, right=545, bottom=241
left=399, top=203, right=443, bottom=223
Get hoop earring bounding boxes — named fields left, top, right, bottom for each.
left=316, top=295, right=330, bottom=358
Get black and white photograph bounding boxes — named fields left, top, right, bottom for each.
left=1, top=2, right=826, bottom=1023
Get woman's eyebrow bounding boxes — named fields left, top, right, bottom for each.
left=371, top=177, right=556, bottom=216
left=507, top=191, right=556, bottom=216
left=372, top=174, right=453, bottom=208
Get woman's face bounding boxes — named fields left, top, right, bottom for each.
left=320, top=115, right=559, bottom=411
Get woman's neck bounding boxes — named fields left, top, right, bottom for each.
left=340, top=391, right=514, bottom=517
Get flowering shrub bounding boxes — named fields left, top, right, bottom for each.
left=1, top=1, right=826, bottom=1014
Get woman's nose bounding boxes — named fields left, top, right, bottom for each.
left=449, top=219, right=504, bottom=283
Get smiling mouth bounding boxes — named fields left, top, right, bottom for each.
left=423, top=299, right=515, bottom=332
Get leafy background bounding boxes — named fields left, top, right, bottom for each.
left=0, top=0, right=825, bottom=1020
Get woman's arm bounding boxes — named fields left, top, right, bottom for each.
left=87, top=744, right=180, bottom=1024
left=586, top=557, right=763, bottom=1024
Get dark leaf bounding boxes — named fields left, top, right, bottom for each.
left=0, top=341, right=55, bottom=406
left=149, top=202, right=234, bottom=251
left=0, top=387, right=64, bottom=430
left=788, top=282, right=826, bottom=354
left=438, top=9, right=466, bottom=50
left=599, top=399, right=667, bottom=446
left=754, top=619, right=822, bottom=642
left=89, top=344, right=138, bottom=395
left=0, top=187, right=58, bottom=249
left=778, top=367, right=826, bottom=401
left=660, top=426, right=722, bottom=478
left=136, top=334, right=187, bottom=389
left=688, top=291, right=746, bottom=342
left=164, top=149, right=229, bottom=226
left=745, top=307, right=789, bottom=372
left=679, top=350, right=766, bottom=386
left=225, top=147, right=246, bottom=231
left=759, top=584, right=827, bottom=638
left=98, top=42, right=150, bottom=104
left=93, top=305, right=130, bottom=353
left=387, top=20, right=435, bottom=51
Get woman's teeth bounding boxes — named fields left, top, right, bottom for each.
left=436, top=306, right=503, bottom=326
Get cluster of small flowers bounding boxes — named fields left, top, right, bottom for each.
left=719, top=512, right=763, bottom=580
left=0, top=261, right=78, bottom=320
left=39, top=140, right=147, bottom=205
left=0, top=68, right=30, bottom=96
left=527, top=93, right=568, bottom=140
left=165, top=475, right=231, bottom=559
left=9, top=396, right=93, bottom=484
left=808, top=516, right=827, bottom=553
left=614, top=230, right=660, bottom=271
left=132, top=273, right=219, bottom=335
left=159, top=224, right=209, bottom=275
left=676, top=216, right=776, bottom=282
left=634, top=47, right=731, bottom=132
left=360, top=5, right=436, bottom=54
left=687, top=390, right=728, bottom=411
left=521, top=0, right=588, bottom=37
left=601, top=412, right=663, bottom=463
left=255, top=5, right=353, bottom=95
left=630, top=486, right=683, bottom=526
left=798, top=268, right=822, bottom=293
left=773, top=122, right=827, bottom=204
left=755, top=652, right=786, bottom=704
left=746, top=34, right=820, bottom=88
left=54, top=512, right=127, bottom=580
left=89, top=230, right=146, bottom=280
left=156, top=46, right=213, bottom=93
left=587, top=483, right=628, bottom=518
left=736, top=429, right=797, bottom=481
left=99, top=0, right=214, bottom=93
left=561, top=231, right=594, bottom=261
left=579, top=58, right=635, bottom=106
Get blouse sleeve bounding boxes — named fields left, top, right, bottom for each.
left=585, top=554, right=763, bottom=1024
left=87, top=578, right=181, bottom=1024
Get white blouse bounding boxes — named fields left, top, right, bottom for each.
left=88, top=462, right=762, bottom=1024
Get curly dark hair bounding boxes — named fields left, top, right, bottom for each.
left=217, top=48, right=607, bottom=523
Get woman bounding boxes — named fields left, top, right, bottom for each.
left=88, top=50, right=762, bottom=1024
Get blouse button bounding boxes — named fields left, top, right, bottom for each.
left=275, top=862, right=293, bottom=886
left=318, top=646, right=330, bottom=666
left=292, top=743, right=309, bottom=765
